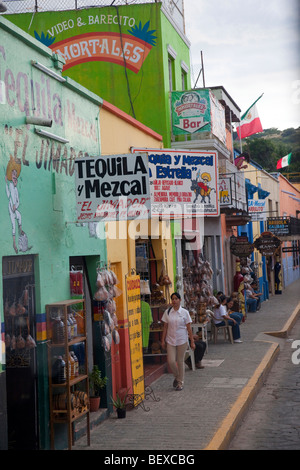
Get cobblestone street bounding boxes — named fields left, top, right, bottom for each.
left=228, top=318, right=300, bottom=450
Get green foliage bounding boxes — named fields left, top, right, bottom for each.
left=110, top=390, right=129, bottom=409
left=234, top=127, right=300, bottom=175
left=89, top=365, right=107, bottom=397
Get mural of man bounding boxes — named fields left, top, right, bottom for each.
left=5, top=156, right=25, bottom=253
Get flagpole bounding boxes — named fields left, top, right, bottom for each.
left=241, top=93, right=264, bottom=121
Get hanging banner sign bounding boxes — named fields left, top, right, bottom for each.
left=132, top=148, right=219, bottom=217
left=230, top=236, right=254, bottom=258
left=75, top=153, right=151, bottom=221
left=248, top=199, right=266, bottom=221
left=267, top=217, right=290, bottom=235
left=254, top=231, right=282, bottom=256
left=126, top=274, right=144, bottom=402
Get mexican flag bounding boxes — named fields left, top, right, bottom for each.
left=236, top=94, right=263, bottom=139
left=276, top=153, right=292, bottom=169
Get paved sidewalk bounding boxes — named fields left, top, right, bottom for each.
left=73, top=279, right=300, bottom=451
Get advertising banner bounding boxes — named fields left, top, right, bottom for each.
left=132, top=148, right=219, bottom=217
left=126, top=274, right=144, bottom=401
left=248, top=199, right=266, bottom=221
left=75, top=153, right=151, bottom=221
left=267, top=217, right=290, bottom=236
left=171, top=89, right=211, bottom=135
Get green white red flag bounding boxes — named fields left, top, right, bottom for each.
left=276, top=153, right=292, bottom=169
left=236, top=94, right=263, bottom=139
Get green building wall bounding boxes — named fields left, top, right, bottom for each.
left=0, top=16, right=106, bottom=449
left=6, top=3, right=191, bottom=147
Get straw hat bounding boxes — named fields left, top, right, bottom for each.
left=201, top=172, right=211, bottom=182
left=6, top=155, right=21, bottom=181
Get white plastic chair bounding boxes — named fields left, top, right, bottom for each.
left=184, top=343, right=196, bottom=371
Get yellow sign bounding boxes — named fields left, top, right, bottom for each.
left=126, top=274, right=144, bottom=401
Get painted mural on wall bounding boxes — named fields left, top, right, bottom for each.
left=5, top=155, right=31, bottom=254
left=7, top=3, right=186, bottom=144
left=0, top=33, right=101, bottom=257
left=9, top=7, right=157, bottom=77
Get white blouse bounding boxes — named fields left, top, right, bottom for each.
left=161, top=306, right=192, bottom=346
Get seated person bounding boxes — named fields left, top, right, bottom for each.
left=213, top=295, right=243, bottom=343
left=230, top=291, right=241, bottom=312
left=185, top=331, right=206, bottom=370
left=244, top=283, right=258, bottom=312
left=226, top=297, right=244, bottom=323
left=251, top=282, right=263, bottom=310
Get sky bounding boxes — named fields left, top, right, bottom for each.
left=183, top=0, right=300, bottom=131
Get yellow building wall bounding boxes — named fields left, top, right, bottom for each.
left=99, top=101, right=174, bottom=304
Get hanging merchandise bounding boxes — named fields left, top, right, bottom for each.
left=70, top=267, right=84, bottom=295
left=94, top=263, right=122, bottom=348
left=183, top=254, right=215, bottom=323
left=158, top=261, right=172, bottom=287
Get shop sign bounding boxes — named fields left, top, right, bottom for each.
left=132, top=148, right=219, bottom=217
left=171, top=89, right=211, bottom=135
left=75, top=153, right=151, bottom=221
left=230, top=236, right=254, bottom=258
left=126, top=274, right=144, bottom=401
left=2, top=255, right=34, bottom=278
left=219, top=177, right=232, bottom=206
left=248, top=199, right=266, bottom=221
left=254, top=231, right=282, bottom=256
left=267, top=217, right=290, bottom=235
left=171, top=89, right=226, bottom=142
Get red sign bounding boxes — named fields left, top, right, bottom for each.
left=51, top=32, right=152, bottom=73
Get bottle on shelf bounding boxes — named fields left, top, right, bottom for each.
left=71, top=351, right=79, bottom=377
left=69, top=352, right=75, bottom=380
left=71, top=312, right=78, bottom=337
left=52, top=356, right=66, bottom=384
left=52, top=317, right=65, bottom=344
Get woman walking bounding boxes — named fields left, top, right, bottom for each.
left=161, top=292, right=195, bottom=391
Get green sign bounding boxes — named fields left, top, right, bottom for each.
left=171, top=89, right=211, bottom=135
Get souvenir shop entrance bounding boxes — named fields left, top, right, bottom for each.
left=2, top=255, right=39, bottom=450
left=135, top=238, right=172, bottom=385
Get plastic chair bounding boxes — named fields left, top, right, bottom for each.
left=184, top=343, right=196, bottom=371
left=207, top=310, right=233, bottom=344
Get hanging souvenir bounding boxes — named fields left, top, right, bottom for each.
left=70, top=268, right=83, bottom=295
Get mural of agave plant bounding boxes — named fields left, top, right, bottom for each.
left=128, top=20, right=157, bottom=46
left=34, top=31, right=56, bottom=47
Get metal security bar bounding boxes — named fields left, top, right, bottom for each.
left=2, top=0, right=185, bottom=34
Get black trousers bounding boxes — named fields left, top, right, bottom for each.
left=187, top=340, right=206, bottom=364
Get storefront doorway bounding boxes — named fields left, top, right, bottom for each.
left=2, top=255, right=39, bottom=450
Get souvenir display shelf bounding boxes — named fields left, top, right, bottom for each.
left=46, top=298, right=90, bottom=450
left=136, top=240, right=171, bottom=357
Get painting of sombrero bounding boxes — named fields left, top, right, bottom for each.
left=6, top=155, right=21, bottom=181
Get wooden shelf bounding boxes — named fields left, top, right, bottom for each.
left=46, top=299, right=90, bottom=450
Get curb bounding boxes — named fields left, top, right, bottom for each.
left=204, top=301, right=300, bottom=451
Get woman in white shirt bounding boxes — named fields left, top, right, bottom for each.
left=161, top=292, right=195, bottom=391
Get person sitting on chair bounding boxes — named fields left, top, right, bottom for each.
left=185, top=331, right=206, bottom=370
left=226, top=297, right=244, bottom=323
left=213, top=295, right=243, bottom=343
